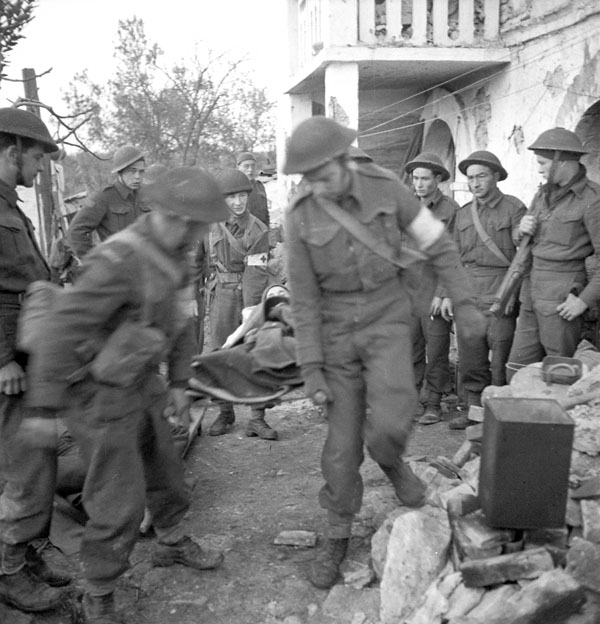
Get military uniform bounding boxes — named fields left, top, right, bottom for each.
left=27, top=214, right=194, bottom=594
left=67, top=179, right=149, bottom=258
left=454, top=188, right=526, bottom=393
left=206, top=212, right=269, bottom=349
left=509, top=169, right=600, bottom=363
left=0, top=179, right=54, bottom=564
left=247, top=179, right=270, bottom=227
left=286, top=163, right=426, bottom=537
left=411, top=188, right=459, bottom=399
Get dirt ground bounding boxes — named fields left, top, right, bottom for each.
left=28, top=392, right=464, bottom=624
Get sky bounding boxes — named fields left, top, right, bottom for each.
left=1, top=0, right=288, bottom=115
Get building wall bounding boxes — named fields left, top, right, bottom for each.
left=422, top=9, right=600, bottom=206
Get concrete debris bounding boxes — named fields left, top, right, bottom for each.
left=465, top=583, right=520, bottom=621
left=273, top=530, right=317, bottom=547
left=322, top=585, right=380, bottom=624
left=567, top=537, right=600, bottom=593
left=460, top=547, right=555, bottom=588
left=580, top=499, right=600, bottom=544
left=403, top=566, right=460, bottom=624
left=445, top=581, right=485, bottom=620
left=379, top=507, right=451, bottom=623
left=342, top=560, right=376, bottom=589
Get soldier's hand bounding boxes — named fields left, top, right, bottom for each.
left=301, top=365, right=332, bottom=406
left=557, top=294, right=588, bottom=322
left=0, top=360, right=27, bottom=395
left=170, top=387, right=192, bottom=429
left=453, top=304, right=487, bottom=341
left=440, top=298, right=453, bottom=322
left=429, top=296, right=443, bottom=316
left=518, top=215, right=537, bottom=237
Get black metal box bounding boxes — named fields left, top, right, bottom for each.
left=479, top=397, right=574, bottom=529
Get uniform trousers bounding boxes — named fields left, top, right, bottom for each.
left=411, top=314, right=452, bottom=397
left=210, top=283, right=243, bottom=350
left=64, top=375, right=189, bottom=593
left=508, top=271, right=584, bottom=366
left=318, top=283, right=416, bottom=538
left=457, top=311, right=515, bottom=394
left=0, top=393, right=57, bottom=572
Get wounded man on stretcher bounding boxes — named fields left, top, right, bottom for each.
left=188, top=284, right=303, bottom=403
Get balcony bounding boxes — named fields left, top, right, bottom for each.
left=287, top=0, right=508, bottom=94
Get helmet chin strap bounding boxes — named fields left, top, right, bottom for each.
left=14, top=135, right=26, bottom=186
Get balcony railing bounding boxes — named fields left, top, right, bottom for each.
left=296, top=0, right=501, bottom=70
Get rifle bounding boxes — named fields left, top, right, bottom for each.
left=488, top=234, right=533, bottom=318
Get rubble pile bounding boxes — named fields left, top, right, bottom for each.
left=316, top=358, right=600, bottom=624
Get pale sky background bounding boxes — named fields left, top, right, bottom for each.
left=1, top=0, right=288, bottom=118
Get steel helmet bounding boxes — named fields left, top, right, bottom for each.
left=236, top=152, right=256, bottom=165
left=458, top=150, right=508, bottom=181
left=282, top=116, right=357, bottom=175
left=111, top=145, right=145, bottom=174
left=405, top=151, right=451, bottom=181
left=143, top=163, right=168, bottom=184
left=216, top=169, right=253, bottom=195
left=0, top=107, right=58, bottom=153
left=528, top=128, right=588, bottom=158
left=141, top=167, right=229, bottom=223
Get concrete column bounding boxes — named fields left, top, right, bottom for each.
left=325, top=62, right=359, bottom=132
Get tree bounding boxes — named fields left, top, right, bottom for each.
left=0, top=0, right=36, bottom=85
left=63, top=16, right=276, bottom=179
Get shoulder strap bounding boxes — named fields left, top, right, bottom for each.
left=218, top=223, right=248, bottom=258
left=469, top=199, right=511, bottom=267
left=315, top=196, right=427, bottom=269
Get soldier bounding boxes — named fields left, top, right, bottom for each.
left=68, top=145, right=148, bottom=259
left=404, top=152, right=459, bottom=425
left=237, top=151, right=270, bottom=227
left=203, top=170, right=275, bottom=440
left=0, top=108, right=69, bottom=613
left=27, top=168, right=227, bottom=624
left=509, top=128, right=600, bottom=364
left=448, top=150, right=527, bottom=429
left=283, top=116, right=485, bottom=589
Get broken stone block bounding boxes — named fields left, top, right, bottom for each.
left=322, top=585, right=380, bottom=624
left=566, top=537, right=600, bottom=593
left=486, top=569, right=586, bottom=624
left=379, top=507, right=451, bottom=624
left=566, top=496, right=583, bottom=527
left=467, top=406, right=484, bottom=422
left=569, top=362, right=600, bottom=396
left=466, top=583, right=520, bottom=621
left=445, top=581, right=485, bottom=620
left=524, top=526, right=568, bottom=549
left=273, top=530, right=317, bottom=547
left=461, top=457, right=480, bottom=493
left=370, top=508, right=410, bottom=579
left=440, top=483, right=477, bottom=511
left=452, top=440, right=474, bottom=468
left=571, top=476, right=600, bottom=499
left=342, top=560, right=376, bottom=589
left=580, top=498, right=600, bottom=544
left=404, top=566, right=460, bottom=624
left=449, top=507, right=515, bottom=561
left=460, top=547, right=554, bottom=588
left=466, top=424, right=483, bottom=442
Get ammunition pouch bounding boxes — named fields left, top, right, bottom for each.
left=89, top=321, right=168, bottom=387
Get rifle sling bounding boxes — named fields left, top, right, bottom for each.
left=469, top=200, right=511, bottom=267
left=315, top=197, right=427, bottom=270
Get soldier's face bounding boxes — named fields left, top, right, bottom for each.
left=225, top=191, right=249, bottom=217
left=303, top=159, right=350, bottom=199
left=18, top=144, right=46, bottom=188
left=238, top=160, right=256, bottom=181
left=120, top=160, right=146, bottom=190
left=411, top=168, right=440, bottom=199
left=466, top=164, right=498, bottom=200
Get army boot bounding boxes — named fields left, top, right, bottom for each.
left=448, top=391, right=481, bottom=430
left=245, top=408, right=278, bottom=440
left=26, top=543, right=71, bottom=587
left=0, top=567, right=65, bottom=612
left=309, top=537, right=349, bottom=589
left=152, top=536, right=224, bottom=570
left=209, top=405, right=235, bottom=436
left=418, top=391, right=443, bottom=425
left=83, top=592, right=124, bottom=624
left=380, top=459, right=426, bottom=507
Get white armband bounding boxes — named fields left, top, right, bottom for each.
left=406, top=206, right=445, bottom=250
left=246, top=253, right=268, bottom=267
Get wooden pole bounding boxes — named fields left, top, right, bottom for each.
left=21, top=67, right=54, bottom=256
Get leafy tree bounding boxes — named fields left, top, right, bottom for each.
left=63, top=16, right=276, bottom=184
left=0, top=0, right=36, bottom=84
